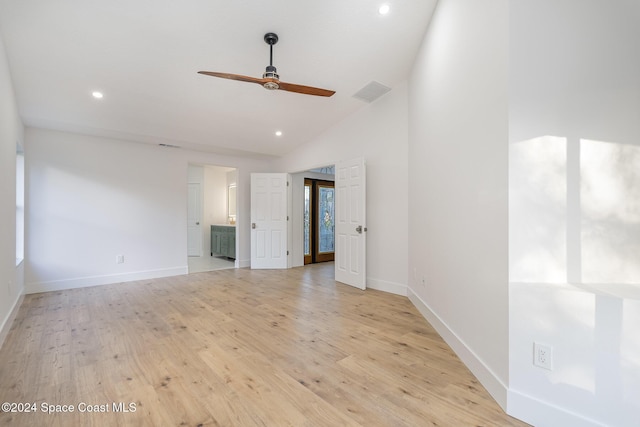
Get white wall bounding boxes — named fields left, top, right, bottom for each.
left=508, top=1, right=640, bottom=426
left=25, top=128, right=270, bottom=292
left=408, top=0, right=510, bottom=409
left=271, top=82, right=409, bottom=296
left=204, top=166, right=232, bottom=227
left=0, top=32, right=24, bottom=346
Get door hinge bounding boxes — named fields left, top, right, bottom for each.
left=287, top=181, right=290, bottom=186
left=287, top=250, right=289, bottom=255
left=287, top=215, right=289, bottom=221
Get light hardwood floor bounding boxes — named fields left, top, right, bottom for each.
left=188, top=255, right=235, bottom=274
left=0, top=263, right=529, bottom=426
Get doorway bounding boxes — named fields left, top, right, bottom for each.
left=253, top=157, right=366, bottom=289
left=304, top=178, right=335, bottom=265
left=187, top=164, right=237, bottom=273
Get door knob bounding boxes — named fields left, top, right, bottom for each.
left=252, top=223, right=256, bottom=229
left=196, top=222, right=200, bottom=225
left=356, top=225, right=362, bottom=234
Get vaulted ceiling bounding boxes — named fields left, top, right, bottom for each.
left=0, top=0, right=437, bottom=157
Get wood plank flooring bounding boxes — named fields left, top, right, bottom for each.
left=0, top=263, right=529, bottom=426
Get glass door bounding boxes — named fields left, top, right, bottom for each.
left=304, top=179, right=312, bottom=265
left=316, top=181, right=335, bottom=262
left=304, top=179, right=335, bottom=264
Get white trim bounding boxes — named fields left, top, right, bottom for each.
left=1, top=262, right=25, bottom=349
left=407, top=287, right=508, bottom=410
left=25, top=266, right=188, bottom=294
left=367, top=277, right=407, bottom=296
left=508, top=388, right=607, bottom=427
left=238, top=258, right=250, bottom=268
left=0, top=293, right=24, bottom=350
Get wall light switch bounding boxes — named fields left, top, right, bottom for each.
left=116, top=255, right=124, bottom=264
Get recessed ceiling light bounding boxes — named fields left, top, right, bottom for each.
left=378, top=4, right=390, bottom=15
left=275, top=131, right=283, bottom=136
left=92, top=91, right=103, bottom=99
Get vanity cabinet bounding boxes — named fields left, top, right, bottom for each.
left=211, top=225, right=236, bottom=259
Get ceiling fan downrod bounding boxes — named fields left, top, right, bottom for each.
left=263, top=32, right=280, bottom=89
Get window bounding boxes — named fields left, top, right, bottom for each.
left=16, top=142, right=24, bottom=264
left=304, top=180, right=312, bottom=264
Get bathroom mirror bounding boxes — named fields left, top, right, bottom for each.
left=228, top=184, right=237, bottom=219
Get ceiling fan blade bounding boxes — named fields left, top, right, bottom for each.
left=198, top=71, right=335, bottom=97
left=198, top=71, right=265, bottom=85
left=277, top=81, right=335, bottom=97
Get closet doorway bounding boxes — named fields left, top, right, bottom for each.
left=304, top=178, right=335, bottom=264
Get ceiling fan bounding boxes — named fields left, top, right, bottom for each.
left=198, top=33, right=335, bottom=97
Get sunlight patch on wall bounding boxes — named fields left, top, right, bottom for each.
left=509, top=136, right=567, bottom=283
left=581, top=139, right=640, bottom=283
left=621, top=300, right=640, bottom=403
left=545, top=289, right=595, bottom=396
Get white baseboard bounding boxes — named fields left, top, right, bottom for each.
left=0, top=292, right=24, bottom=350
left=406, top=288, right=608, bottom=427
left=237, top=258, right=250, bottom=268
left=367, top=277, right=407, bottom=296
left=508, top=389, right=607, bottom=427
left=25, top=266, right=188, bottom=294
left=1, top=261, right=25, bottom=350
left=407, top=287, right=508, bottom=410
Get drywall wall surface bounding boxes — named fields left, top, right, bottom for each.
left=0, top=31, right=25, bottom=345
left=408, top=0, right=510, bottom=408
left=508, top=1, right=640, bottom=426
left=25, top=128, right=270, bottom=291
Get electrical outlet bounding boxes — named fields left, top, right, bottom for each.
left=533, top=342, right=553, bottom=370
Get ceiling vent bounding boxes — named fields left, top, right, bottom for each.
left=352, top=81, right=391, bottom=103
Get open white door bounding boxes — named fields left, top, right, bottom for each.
left=251, top=173, right=288, bottom=269
left=335, top=157, right=366, bottom=289
left=187, top=183, right=202, bottom=257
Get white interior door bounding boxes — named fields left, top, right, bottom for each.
left=187, top=183, right=202, bottom=257
left=251, top=173, right=288, bottom=269
left=335, top=157, right=366, bottom=289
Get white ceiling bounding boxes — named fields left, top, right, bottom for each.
left=0, top=0, right=437, bottom=158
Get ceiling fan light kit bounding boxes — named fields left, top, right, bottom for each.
left=198, top=32, right=335, bottom=97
